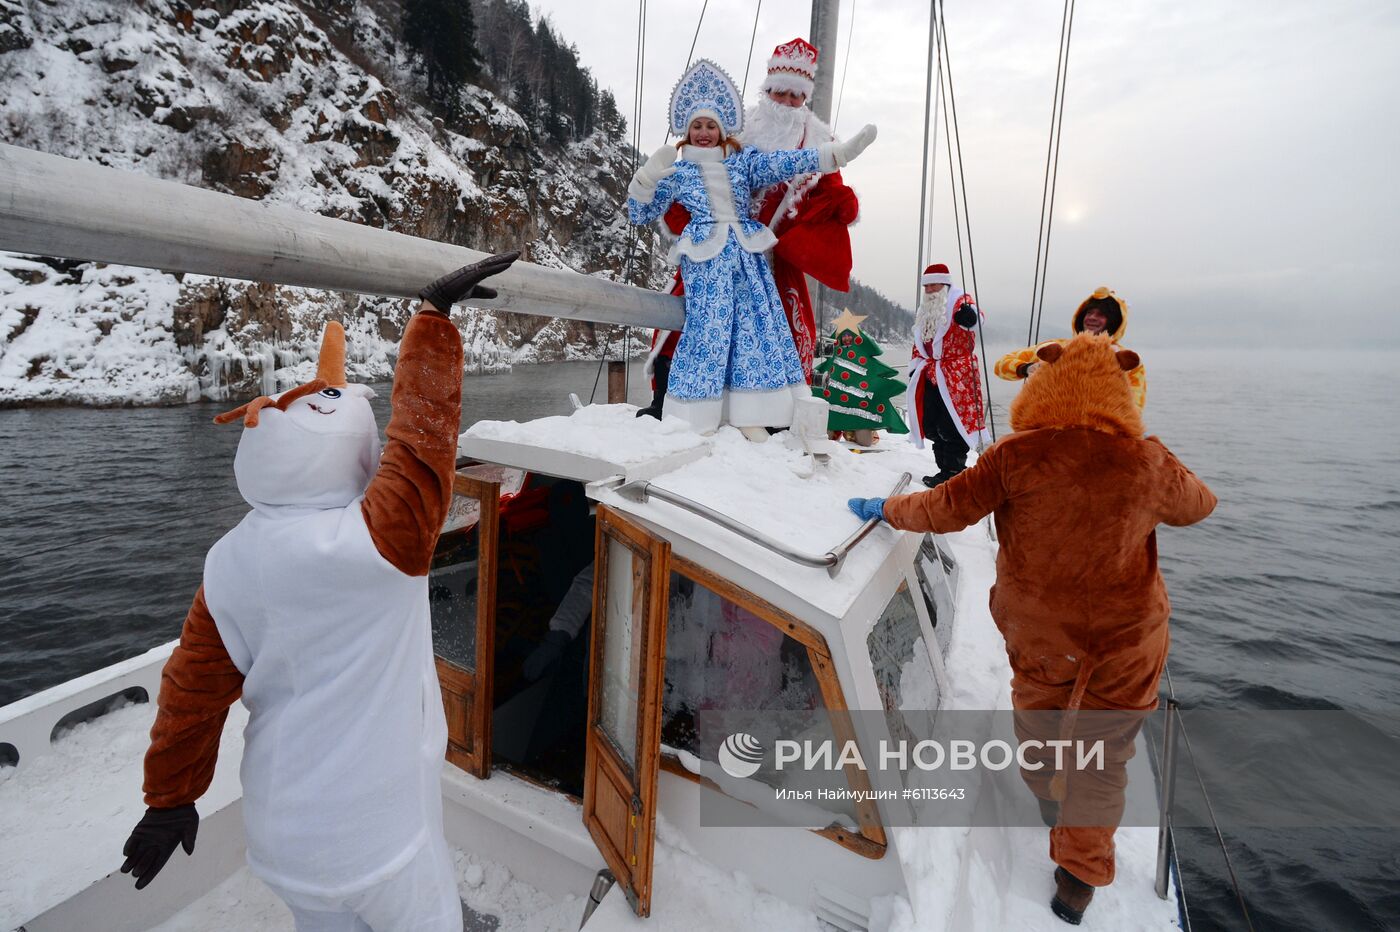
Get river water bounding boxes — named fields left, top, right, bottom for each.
left=2, top=350, right=1397, bottom=930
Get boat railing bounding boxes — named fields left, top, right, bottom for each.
left=615, top=472, right=913, bottom=577
left=0, top=143, right=685, bottom=331
left=0, top=641, right=174, bottom=775
left=1150, top=666, right=1257, bottom=931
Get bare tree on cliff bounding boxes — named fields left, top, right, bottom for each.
left=402, top=0, right=482, bottom=111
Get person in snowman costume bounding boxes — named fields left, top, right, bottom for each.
left=119, top=253, right=517, bottom=932
left=626, top=58, right=876, bottom=440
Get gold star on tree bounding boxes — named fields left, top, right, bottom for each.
left=829, top=308, right=868, bottom=336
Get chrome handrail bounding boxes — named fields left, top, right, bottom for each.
left=616, top=472, right=912, bottom=578
left=1154, top=697, right=1180, bottom=899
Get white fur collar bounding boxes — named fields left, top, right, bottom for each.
left=681, top=144, right=725, bottom=162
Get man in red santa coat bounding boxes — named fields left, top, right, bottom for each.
left=636, top=37, right=861, bottom=419
left=907, top=263, right=990, bottom=487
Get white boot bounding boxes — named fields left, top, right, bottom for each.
left=738, top=426, right=770, bottom=443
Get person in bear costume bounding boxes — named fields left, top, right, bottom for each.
left=847, top=333, right=1215, bottom=924
left=119, top=253, right=518, bottom=932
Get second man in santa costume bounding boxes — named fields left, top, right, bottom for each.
left=907, top=262, right=990, bottom=487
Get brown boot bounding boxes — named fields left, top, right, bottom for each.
left=1051, top=867, right=1094, bottom=925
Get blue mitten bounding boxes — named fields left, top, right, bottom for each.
left=847, top=497, right=887, bottom=522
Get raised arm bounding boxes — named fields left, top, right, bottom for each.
left=361, top=253, right=518, bottom=576
left=1149, top=438, right=1217, bottom=527
left=627, top=146, right=681, bottom=226
left=994, top=343, right=1050, bottom=381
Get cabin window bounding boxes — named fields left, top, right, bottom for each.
left=429, top=468, right=509, bottom=779
left=659, top=556, right=887, bottom=858
left=598, top=534, right=641, bottom=771
left=915, top=536, right=956, bottom=658
left=867, top=580, right=941, bottom=752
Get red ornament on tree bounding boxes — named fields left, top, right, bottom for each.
left=840, top=371, right=850, bottom=380
left=859, top=381, right=868, bottom=389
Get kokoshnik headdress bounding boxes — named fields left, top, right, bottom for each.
left=668, top=59, right=744, bottom=137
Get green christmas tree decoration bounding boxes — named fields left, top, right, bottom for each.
left=813, top=309, right=909, bottom=434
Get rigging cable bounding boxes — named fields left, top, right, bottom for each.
left=740, top=0, right=764, bottom=98
left=912, top=0, right=938, bottom=309
left=1026, top=0, right=1072, bottom=345
left=922, top=13, right=943, bottom=271
left=593, top=0, right=649, bottom=403
left=1164, top=667, right=1257, bottom=931
left=935, top=0, right=996, bottom=441
left=682, top=0, right=711, bottom=82
left=939, top=64, right=965, bottom=289
left=832, top=0, right=857, bottom=132
left=1030, top=0, right=1076, bottom=345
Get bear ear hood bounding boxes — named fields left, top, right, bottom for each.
left=216, top=321, right=381, bottom=512
left=1009, top=333, right=1143, bottom=438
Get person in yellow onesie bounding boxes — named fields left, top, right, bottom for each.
left=995, top=286, right=1147, bottom=408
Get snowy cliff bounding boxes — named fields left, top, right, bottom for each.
left=0, top=0, right=657, bottom=405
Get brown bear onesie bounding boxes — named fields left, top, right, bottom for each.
left=882, top=333, right=1215, bottom=900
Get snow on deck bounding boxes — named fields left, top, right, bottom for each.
left=154, top=834, right=824, bottom=932
left=462, top=404, right=710, bottom=467
left=0, top=700, right=248, bottom=928
left=598, top=422, right=942, bottom=619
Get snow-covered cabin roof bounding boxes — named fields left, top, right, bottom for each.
left=460, top=405, right=940, bottom=621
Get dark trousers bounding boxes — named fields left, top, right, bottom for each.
left=921, top=380, right=969, bottom=475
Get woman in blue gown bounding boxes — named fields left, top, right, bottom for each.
left=627, top=59, right=875, bottom=439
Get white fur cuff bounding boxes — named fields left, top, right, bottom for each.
left=628, top=174, right=659, bottom=203
left=761, top=73, right=815, bottom=98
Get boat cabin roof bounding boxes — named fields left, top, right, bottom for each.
left=458, top=404, right=936, bottom=623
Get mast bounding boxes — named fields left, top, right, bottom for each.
left=807, top=0, right=841, bottom=333
left=808, top=0, right=841, bottom=122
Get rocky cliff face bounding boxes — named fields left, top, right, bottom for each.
left=0, top=0, right=658, bottom=405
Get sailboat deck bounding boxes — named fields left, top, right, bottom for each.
left=2, top=416, right=1183, bottom=931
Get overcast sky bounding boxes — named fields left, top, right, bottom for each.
left=536, top=0, right=1399, bottom=349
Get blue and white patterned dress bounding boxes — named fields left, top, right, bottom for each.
left=627, top=144, right=824, bottom=433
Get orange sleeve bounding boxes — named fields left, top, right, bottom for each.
left=144, top=586, right=244, bottom=808
left=882, top=443, right=1009, bottom=533
left=1148, top=438, right=1217, bottom=527
left=360, top=309, right=464, bottom=577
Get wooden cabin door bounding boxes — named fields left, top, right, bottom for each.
left=582, top=505, right=670, bottom=917
left=429, top=472, right=500, bottom=780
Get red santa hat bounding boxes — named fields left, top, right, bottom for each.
left=761, top=38, right=818, bottom=98
left=921, top=263, right=953, bottom=286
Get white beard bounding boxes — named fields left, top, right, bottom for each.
left=741, top=96, right=833, bottom=153
left=741, top=97, right=835, bottom=219
left=916, top=289, right=949, bottom=344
